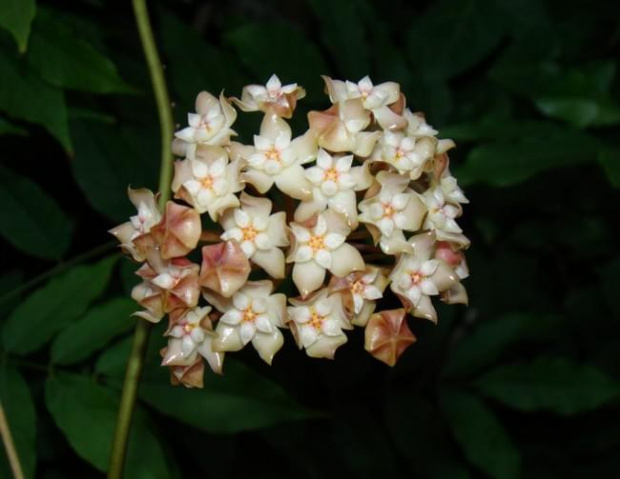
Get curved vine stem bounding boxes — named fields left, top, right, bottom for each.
left=107, top=0, right=174, bottom=477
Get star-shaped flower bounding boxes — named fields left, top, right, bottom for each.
left=231, top=74, right=306, bottom=119
left=198, top=241, right=252, bottom=298
left=365, top=309, right=416, bottom=366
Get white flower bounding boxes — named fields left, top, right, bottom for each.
left=288, top=210, right=364, bottom=297
left=358, top=172, right=427, bottom=255
left=390, top=233, right=458, bottom=322
left=220, top=193, right=289, bottom=278
left=376, top=131, right=435, bottom=180
left=171, top=147, right=242, bottom=221
left=405, top=109, right=438, bottom=137
left=438, top=175, right=469, bottom=204
left=287, top=289, right=350, bottom=359
left=422, top=186, right=469, bottom=244
left=295, top=149, right=372, bottom=226
left=232, top=74, right=306, bottom=118
left=205, top=281, right=287, bottom=365
left=168, top=306, right=212, bottom=357
left=324, top=75, right=400, bottom=110
left=240, top=113, right=317, bottom=200
left=173, top=92, right=237, bottom=159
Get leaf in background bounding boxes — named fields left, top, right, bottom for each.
left=1, top=255, right=118, bottom=354
left=0, top=165, right=73, bottom=260
left=0, top=117, right=27, bottom=136
left=71, top=120, right=159, bottom=222
left=308, top=0, right=369, bottom=78
left=45, top=372, right=173, bottom=478
left=0, top=269, right=23, bottom=317
left=138, top=359, right=319, bottom=434
left=0, top=0, right=36, bottom=53
left=442, top=389, right=520, bottom=479
left=0, top=46, right=71, bottom=151
left=598, top=149, right=620, bottom=188
left=224, top=23, right=329, bottom=104
left=406, top=0, right=505, bottom=80
left=456, top=128, right=600, bottom=186
left=599, top=257, right=620, bottom=318
left=475, top=357, right=620, bottom=415
left=26, top=9, right=136, bottom=94
left=444, top=313, right=560, bottom=377
left=50, top=298, right=136, bottom=365
left=0, top=364, right=36, bottom=479
left=158, top=11, right=244, bottom=112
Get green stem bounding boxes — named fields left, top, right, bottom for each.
left=0, top=402, right=24, bottom=479
left=108, top=1, right=174, bottom=477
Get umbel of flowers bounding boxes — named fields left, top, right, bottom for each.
left=110, top=74, right=470, bottom=388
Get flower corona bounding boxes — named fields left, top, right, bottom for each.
left=110, top=74, right=470, bottom=387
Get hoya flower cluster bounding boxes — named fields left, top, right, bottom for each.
left=110, top=75, right=470, bottom=388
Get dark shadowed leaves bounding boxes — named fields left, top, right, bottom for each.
left=51, top=298, right=136, bottom=365
left=0, top=165, right=74, bottom=260
left=0, top=364, right=36, bottom=479
left=1, top=256, right=117, bottom=354
left=442, top=389, right=520, bottom=479
left=475, top=357, right=620, bottom=415
left=598, top=149, right=620, bottom=188
left=0, top=0, right=36, bottom=53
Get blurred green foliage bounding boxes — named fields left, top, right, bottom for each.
left=0, top=0, right=619, bottom=477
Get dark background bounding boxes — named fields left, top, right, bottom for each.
left=1, top=0, right=620, bottom=478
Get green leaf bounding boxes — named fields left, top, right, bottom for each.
left=2, top=255, right=118, bottom=354
left=442, top=389, right=520, bottom=479
left=0, top=165, right=74, bottom=260
left=50, top=298, right=136, bottom=365
left=456, top=128, right=600, bottom=186
left=444, top=313, right=560, bottom=377
left=45, top=372, right=173, bottom=478
left=0, top=0, right=36, bottom=53
left=308, top=0, right=369, bottom=78
left=71, top=120, right=159, bottom=222
left=224, top=22, right=329, bottom=104
left=475, top=357, right=620, bottom=415
left=406, top=0, right=505, bottom=80
left=0, top=117, right=27, bottom=136
left=138, top=359, right=319, bottom=434
left=26, top=9, right=136, bottom=94
left=598, top=148, right=620, bottom=188
left=0, top=45, right=71, bottom=151
left=0, top=364, right=36, bottom=479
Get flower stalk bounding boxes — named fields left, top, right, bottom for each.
left=0, top=402, right=24, bottom=479
left=107, top=0, right=174, bottom=477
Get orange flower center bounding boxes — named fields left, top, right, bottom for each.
left=351, top=280, right=365, bottom=295
left=265, top=146, right=281, bottom=161
left=201, top=176, right=214, bottom=189
left=242, top=306, right=257, bottom=323
left=242, top=225, right=258, bottom=242
left=308, top=234, right=325, bottom=251
left=409, top=271, right=422, bottom=285
left=309, top=310, right=325, bottom=330
left=383, top=202, right=395, bottom=218
left=324, top=167, right=339, bottom=181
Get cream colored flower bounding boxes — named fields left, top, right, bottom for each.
left=205, top=281, right=287, bottom=365
left=288, top=210, right=364, bottom=297
left=220, top=193, right=289, bottom=278
left=295, top=149, right=372, bottom=226
left=372, top=131, right=435, bottom=180
left=421, top=186, right=469, bottom=247
left=359, top=172, right=427, bottom=254
left=231, top=74, right=306, bottom=119
left=239, top=113, right=317, bottom=200
left=173, top=92, right=237, bottom=159
left=287, top=289, right=350, bottom=359
left=171, top=147, right=243, bottom=221
left=390, top=233, right=458, bottom=322
left=405, top=109, right=438, bottom=137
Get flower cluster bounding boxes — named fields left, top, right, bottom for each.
left=111, top=74, right=470, bottom=388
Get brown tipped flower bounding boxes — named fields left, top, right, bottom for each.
left=150, top=201, right=201, bottom=259
left=365, top=309, right=416, bottom=366
left=199, top=241, right=251, bottom=298
left=161, top=348, right=205, bottom=388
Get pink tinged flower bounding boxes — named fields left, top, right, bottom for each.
left=390, top=232, right=458, bottom=322
left=358, top=172, right=427, bottom=254
left=165, top=354, right=205, bottom=388
left=150, top=201, right=201, bottom=260
left=375, top=131, right=434, bottom=180
left=296, top=149, right=372, bottom=227
left=435, top=241, right=469, bottom=280
left=198, top=241, right=251, bottom=298
left=328, top=267, right=389, bottom=327
left=219, top=192, right=289, bottom=278
left=172, top=91, right=237, bottom=159
left=365, top=309, right=416, bottom=366
left=240, top=113, right=316, bottom=200
left=109, top=188, right=161, bottom=262
left=422, top=186, right=470, bottom=247
left=287, top=289, right=350, bottom=359
left=232, top=74, right=306, bottom=119
left=131, top=257, right=201, bottom=323
left=205, top=281, right=287, bottom=365
left=288, top=211, right=365, bottom=297
left=308, top=98, right=381, bottom=157
left=171, top=147, right=242, bottom=221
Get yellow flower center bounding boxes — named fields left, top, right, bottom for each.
left=201, top=176, right=214, bottom=189
left=242, top=225, right=258, bottom=242
left=242, top=306, right=257, bottom=323
left=324, top=167, right=339, bottom=181
left=308, top=234, right=325, bottom=251
left=409, top=271, right=422, bottom=285
left=265, top=146, right=281, bottom=161
left=309, top=310, right=325, bottom=330
left=183, top=322, right=196, bottom=334
left=383, top=202, right=395, bottom=218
